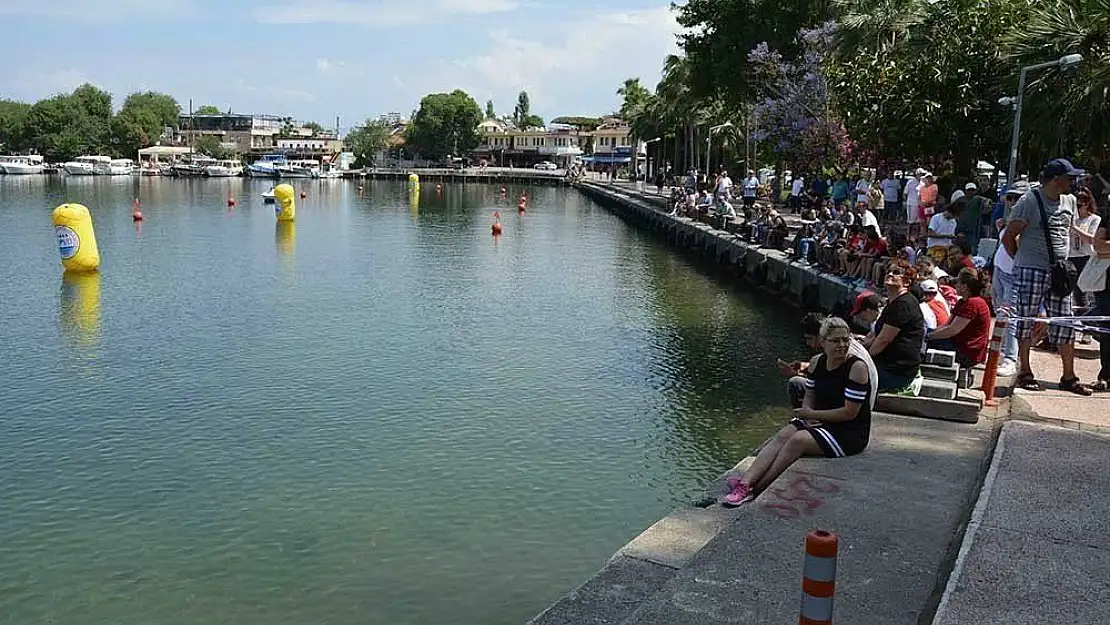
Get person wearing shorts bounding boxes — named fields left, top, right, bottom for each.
left=1002, top=158, right=1093, bottom=395
left=722, top=317, right=873, bottom=506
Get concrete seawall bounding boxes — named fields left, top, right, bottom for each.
left=521, top=181, right=1013, bottom=624
left=574, top=182, right=858, bottom=314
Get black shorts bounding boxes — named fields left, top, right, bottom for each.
left=790, top=418, right=867, bottom=458
left=743, top=196, right=756, bottom=207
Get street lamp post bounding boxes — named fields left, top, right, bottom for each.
left=1006, top=53, right=1083, bottom=185
left=644, top=137, right=662, bottom=190
left=706, top=122, right=733, bottom=177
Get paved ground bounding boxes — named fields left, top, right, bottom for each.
left=531, top=413, right=995, bottom=625
left=932, top=420, right=1110, bottom=625
left=1013, top=343, right=1109, bottom=430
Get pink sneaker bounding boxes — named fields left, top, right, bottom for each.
left=722, top=478, right=753, bottom=507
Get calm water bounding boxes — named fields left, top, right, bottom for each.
left=0, top=175, right=799, bottom=625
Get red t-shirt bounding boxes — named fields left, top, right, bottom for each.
left=951, top=296, right=992, bottom=364
left=865, top=238, right=888, bottom=256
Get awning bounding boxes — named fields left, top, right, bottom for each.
left=583, top=155, right=632, bottom=164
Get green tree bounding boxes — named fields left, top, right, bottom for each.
left=0, top=99, right=31, bottom=150
left=345, top=119, right=392, bottom=167
left=405, top=90, right=483, bottom=160
left=194, top=134, right=232, bottom=159
left=676, top=0, right=835, bottom=106
left=616, top=78, right=653, bottom=120
left=20, top=85, right=112, bottom=161
left=1004, top=0, right=1110, bottom=168
left=111, top=91, right=181, bottom=157
left=304, top=121, right=325, bottom=134
left=830, top=0, right=1031, bottom=171
left=195, top=105, right=222, bottom=115
left=511, top=90, right=543, bottom=128
left=485, top=100, right=496, bottom=119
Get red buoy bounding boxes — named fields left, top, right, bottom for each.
left=492, top=222, right=503, bottom=236
left=132, top=198, right=143, bottom=221
left=300, top=191, right=307, bottom=199
left=227, top=194, right=236, bottom=207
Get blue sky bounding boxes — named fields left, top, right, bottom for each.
left=0, top=0, right=681, bottom=130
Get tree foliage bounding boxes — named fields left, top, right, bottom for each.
left=0, top=86, right=181, bottom=161
left=620, top=0, right=1110, bottom=178
left=194, top=134, right=233, bottom=159
left=512, top=90, right=544, bottom=129
left=303, top=121, right=325, bottom=134
left=195, top=105, right=222, bottom=115
left=405, top=90, right=484, bottom=160
left=345, top=119, right=393, bottom=166
left=749, top=23, right=853, bottom=170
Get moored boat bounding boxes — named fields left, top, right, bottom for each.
left=63, top=155, right=111, bottom=175
left=203, top=159, right=244, bottom=177
left=0, top=154, right=45, bottom=175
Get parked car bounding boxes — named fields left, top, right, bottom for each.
left=534, top=161, right=558, bottom=171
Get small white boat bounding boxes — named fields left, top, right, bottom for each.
left=247, top=154, right=285, bottom=178
left=173, top=155, right=216, bottom=177
left=204, top=159, right=244, bottom=177
left=63, top=155, right=111, bottom=175
left=278, top=159, right=319, bottom=178
left=0, top=154, right=45, bottom=175
left=107, top=158, right=134, bottom=175
left=261, top=188, right=276, bottom=203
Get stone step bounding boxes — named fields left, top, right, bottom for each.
left=920, top=378, right=958, bottom=401
left=925, top=349, right=956, bottom=367
left=921, top=363, right=960, bottom=382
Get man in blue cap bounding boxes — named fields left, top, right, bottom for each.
left=1001, top=158, right=1093, bottom=395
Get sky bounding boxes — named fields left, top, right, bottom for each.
left=0, top=0, right=682, bottom=131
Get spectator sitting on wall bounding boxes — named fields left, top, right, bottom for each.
left=724, top=316, right=875, bottom=506
left=927, top=269, right=993, bottom=369
left=859, top=265, right=926, bottom=392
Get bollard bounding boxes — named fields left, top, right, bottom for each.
left=980, top=316, right=1008, bottom=406
left=799, top=529, right=838, bottom=625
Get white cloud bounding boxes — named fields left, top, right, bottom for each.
left=13, top=67, right=95, bottom=98
left=0, top=0, right=190, bottom=21
left=316, top=59, right=345, bottom=73
left=254, top=0, right=517, bottom=26
left=421, top=8, right=681, bottom=117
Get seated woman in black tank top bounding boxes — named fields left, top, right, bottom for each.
left=723, top=317, right=873, bottom=506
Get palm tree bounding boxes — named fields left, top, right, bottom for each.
left=831, top=0, right=931, bottom=56
left=1004, top=0, right=1110, bottom=167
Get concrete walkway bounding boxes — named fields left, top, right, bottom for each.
left=530, top=413, right=995, bottom=624
left=1012, top=343, right=1109, bottom=432
left=932, top=420, right=1110, bottom=624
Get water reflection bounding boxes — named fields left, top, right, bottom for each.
left=59, top=270, right=101, bottom=353
left=275, top=221, right=296, bottom=270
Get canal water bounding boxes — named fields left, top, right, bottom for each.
left=0, top=176, right=800, bottom=625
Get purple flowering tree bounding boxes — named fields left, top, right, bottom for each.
left=748, top=22, right=853, bottom=171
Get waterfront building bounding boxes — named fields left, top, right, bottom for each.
left=586, top=118, right=644, bottom=168
left=177, top=113, right=289, bottom=153
left=471, top=120, right=584, bottom=168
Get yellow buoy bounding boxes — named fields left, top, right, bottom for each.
left=273, top=183, right=296, bottom=222
left=52, top=203, right=100, bottom=272
left=409, top=187, right=420, bottom=211
left=60, top=270, right=101, bottom=347
left=408, top=172, right=420, bottom=185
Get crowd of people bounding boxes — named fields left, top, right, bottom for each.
left=714, top=157, right=1110, bottom=506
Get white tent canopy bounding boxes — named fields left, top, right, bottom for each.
left=137, top=146, right=193, bottom=163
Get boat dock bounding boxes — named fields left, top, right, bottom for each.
left=343, top=167, right=570, bottom=186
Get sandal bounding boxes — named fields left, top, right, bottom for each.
left=1015, top=372, right=1042, bottom=391
left=1060, top=377, right=1094, bottom=397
